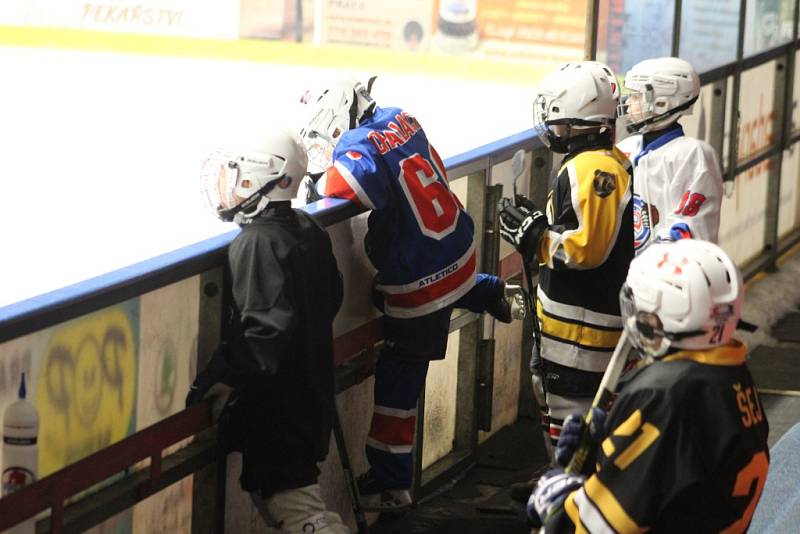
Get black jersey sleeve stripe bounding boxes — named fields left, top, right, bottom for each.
left=538, top=304, right=625, bottom=332
left=540, top=331, right=617, bottom=353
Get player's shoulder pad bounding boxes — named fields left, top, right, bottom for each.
left=616, top=134, right=643, bottom=156
left=566, top=149, right=631, bottom=196
left=333, top=129, right=378, bottom=161
left=663, top=136, right=721, bottom=172
left=229, top=223, right=267, bottom=258
left=570, top=149, right=629, bottom=174
left=624, top=358, right=706, bottom=403
left=664, top=135, right=711, bottom=159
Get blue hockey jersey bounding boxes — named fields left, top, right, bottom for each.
left=321, top=106, right=477, bottom=318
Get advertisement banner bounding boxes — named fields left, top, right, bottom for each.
left=431, top=0, right=585, bottom=65
left=476, top=0, right=585, bottom=49
left=318, top=0, right=434, bottom=51
left=239, top=0, right=314, bottom=41
left=0, top=0, right=240, bottom=39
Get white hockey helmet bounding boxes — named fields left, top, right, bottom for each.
left=620, top=240, right=743, bottom=359
left=618, top=57, right=700, bottom=134
left=200, top=128, right=307, bottom=224
left=533, top=61, right=617, bottom=153
left=299, top=76, right=378, bottom=175
left=559, top=61, right=620, bottom=101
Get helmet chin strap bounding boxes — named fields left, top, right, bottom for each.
left=627, top=95, right=698, bottom=134
left=234, top=196, right=272, bottom=225
left=217, top=176, right=283, bottom=223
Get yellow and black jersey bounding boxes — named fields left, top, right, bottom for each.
left=547, top=340, right=770, bottom=533
left=537, top=137, right=634, bottom=372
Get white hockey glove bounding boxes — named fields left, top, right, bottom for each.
left=498, top=196, right=547, bottom=265
left=528, top=468, right=585, bottom=524
left=504, top=284, right=527, bottom=321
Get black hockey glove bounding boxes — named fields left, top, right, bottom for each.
left=498, top=196, right=547, bottom=265
left=186, top=342, right=237, bottom=422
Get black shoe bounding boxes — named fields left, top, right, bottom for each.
left=509, top=478, right=536, bottom=504
left=509, top=464, right=551, bottom=504
left=356, top=470, right=412, bottom=512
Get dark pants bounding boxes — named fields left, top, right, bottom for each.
left=365, top=306, right=452, bottom=488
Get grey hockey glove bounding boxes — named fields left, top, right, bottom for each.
left=498, top=196, right=547, bottom=265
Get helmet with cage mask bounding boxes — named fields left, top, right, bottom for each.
left=298, top=76, right=377, bottom=175
left=620, top=240, right=743, bottom=360
left=618, top=57, right=700, bottom=134
left=200, top=128, right=307, bottom=224
left=532, top=61, right=618, bottom=154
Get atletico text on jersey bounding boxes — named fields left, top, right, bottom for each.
left=547, top=340, right=770, bottom=533
left=321, top=106, right=477, bottom=318
left=536, top=143, right=634, bottom=373
left=617, top=125, right=723, bottom=254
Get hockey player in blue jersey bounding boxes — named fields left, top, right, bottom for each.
left=299, top=77, right=519, bottom=511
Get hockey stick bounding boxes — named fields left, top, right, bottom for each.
left=332, top=400, right=370, bottom=534
left=510, top=149, right=554, bottom=462
left=512, top=149, right=525, bottom=201
left=565, top=330, right=632, bottom=475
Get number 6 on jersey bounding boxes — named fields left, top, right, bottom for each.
left=398, top=151, right=461, bottom=239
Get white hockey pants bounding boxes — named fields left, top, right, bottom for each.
left=255, top=483, right=350, bottom=534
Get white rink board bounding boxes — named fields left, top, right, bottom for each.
left=0, top=45, right=532, bottom=308
left=717, top=61, right=776, bottom=264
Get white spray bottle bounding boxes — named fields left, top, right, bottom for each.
left=2, top=373, right=39, bottom=534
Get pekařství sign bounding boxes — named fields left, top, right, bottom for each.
left=0, top=0, right=240, bottom=39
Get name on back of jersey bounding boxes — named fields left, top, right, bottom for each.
left=368, top=111, right=422, bottom=155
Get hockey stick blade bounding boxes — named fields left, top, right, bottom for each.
left=565, top=330, right=632, bottom=475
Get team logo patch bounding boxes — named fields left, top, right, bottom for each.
left=346, top=151, right=362, bottom=160
left=633, top=195, right=660, bottom=251
left=593, top=170, right=617, bottom=197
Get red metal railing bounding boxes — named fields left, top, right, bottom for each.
left=0, top=320, right=389, bottom=533
left=0, top=402, right=212, bottom=533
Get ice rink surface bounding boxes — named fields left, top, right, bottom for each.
left=0, top=44, right=534, bottom=307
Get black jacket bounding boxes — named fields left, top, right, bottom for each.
left=222, top=203, right=343, bottom=496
